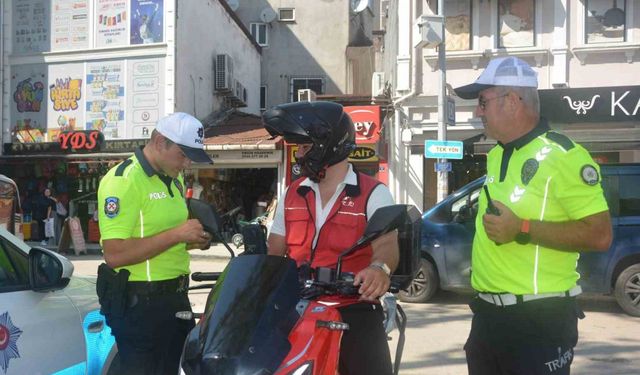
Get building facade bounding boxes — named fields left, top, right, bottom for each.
left=383, top=0, right=640, bottom=210
left=232, top=0, right=377, bottom=109
left=1, top=0, right=260, bottom=243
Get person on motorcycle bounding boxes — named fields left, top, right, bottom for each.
left=263, top=101, right=399, bottom=375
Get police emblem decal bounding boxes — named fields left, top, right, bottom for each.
left=581, top=165, right=599, bottom=186
left=0, top=311, right=23, bottom=373
left=521, top=158, right=539, bottom=186
left=105, top=197, right=120, bottom=218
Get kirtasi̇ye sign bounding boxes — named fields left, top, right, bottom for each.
left=540, top=85, right=640, bottom=123
left=344, top=106, right=382, bottom=143
left=2, top=134, right=154, bottom=155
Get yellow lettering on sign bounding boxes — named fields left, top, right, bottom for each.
left=50, top=78, right=82, bottom=112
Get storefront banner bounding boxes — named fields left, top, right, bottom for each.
left=47, top=63, right=85, bottom=142
left=10, top=64, right=48, bottom=143
left=12, top=0, right=51, bottom=54
left=207, top=150, right=282, bottom=165
left=52, top=0, right=90, bottom=51
left=86, top=61, right=126, bottom=139
left=131, top=0, right=164, bottom=45
left=95, top=0, right=129, bottom=48
left=58, top=130, right=105, bottom=152
left=126, top=58, right=165, bottom=138
left=344, top=106, right=381, bottom=143
left=3, top=138, right=147, bottom=155
left=348, top=144, right=378, bottom=162
left=540, top=86, right=640, bottom=123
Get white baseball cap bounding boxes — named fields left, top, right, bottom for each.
left=454, top=56, right=538, bottom=99
left=155, top=112, right=213, bottom=164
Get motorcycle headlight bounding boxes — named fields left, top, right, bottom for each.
left=288, top=361, right=314, bottom=375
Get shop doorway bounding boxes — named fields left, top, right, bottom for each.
left=186, top=167, right=278, bottom=242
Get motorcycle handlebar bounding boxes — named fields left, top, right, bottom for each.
left=191, top=272, right=222, bottom=282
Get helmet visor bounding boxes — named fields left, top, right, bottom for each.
left=262, top=106, right=312, bottom=144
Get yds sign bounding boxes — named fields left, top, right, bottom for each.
left=344, top=106, right=381, bottom=143
left=58, top=131, right=105, bottom=151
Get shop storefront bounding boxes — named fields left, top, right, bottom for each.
left=1, top=132, right=145, bottom=246
left=472, top=85, right=640, bottom=162
left=191, top=117, right=283, bottom=241
left=284, top=105, right=389, bottom=186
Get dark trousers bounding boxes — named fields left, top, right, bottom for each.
left=338, top=302, right=393, bottom=375
left=105, top=291, right=195, bottom=375
left=465, top=296, right=583, bottom=375
left=37, top=219, right=46, bottom=241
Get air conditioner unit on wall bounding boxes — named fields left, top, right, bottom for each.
left=372, top=72, right=385, bottom=97
left=298, top=89, right=316, bottom=102
left=215, top=54, right=234, bottom=93
left=224, top=79, right=247, bottom=108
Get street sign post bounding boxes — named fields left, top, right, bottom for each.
left=446, top=96, right=456, bottom=126
left=425, top=140, right=463, bottom=160
left=434, top=161, right=452, bottom=172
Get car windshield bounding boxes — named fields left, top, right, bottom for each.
left=193, top=255, right=300, bottom=374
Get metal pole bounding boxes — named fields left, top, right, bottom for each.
left=436, top=0, right=448, bottom=202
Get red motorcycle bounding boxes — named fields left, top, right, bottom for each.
left=180, top=200, right=421, bottom=375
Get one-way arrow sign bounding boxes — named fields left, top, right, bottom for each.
left=424, top=140, right=463, bottom=159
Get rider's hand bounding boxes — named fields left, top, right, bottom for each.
left=354, top=266, right=390, bottom=302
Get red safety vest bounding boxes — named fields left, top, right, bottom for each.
left=284, top=172, right=382, bottom=274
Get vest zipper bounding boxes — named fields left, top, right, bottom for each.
left=308, top=191, right=345, bottom=266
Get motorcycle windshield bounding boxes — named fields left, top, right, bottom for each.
left=183, top=254, right=300, bottom=375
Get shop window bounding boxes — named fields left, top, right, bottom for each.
left=260, top=85, right=267, bottom=111
left=445, top=0, right=472, bottom=51
left=585, top=0, right=626, bottom=44
left=498, top=0, right=535, bottom=48
left=250, top=23, right=268, bottom=47
left=291, top=78, right=324, bottom=102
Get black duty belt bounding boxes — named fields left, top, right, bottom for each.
left=127, top=274, right=190, bottom=295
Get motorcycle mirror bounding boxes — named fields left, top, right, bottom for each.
left=188, top=199, right=236, bottom=257
left=335, top=204, right=410, bottom=278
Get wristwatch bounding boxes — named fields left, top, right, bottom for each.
left=515, top=219, right=531, bottom=245
left=370, top=262, right=391, bottom=277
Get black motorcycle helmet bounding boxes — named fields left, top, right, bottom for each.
left=262, top=101, right=356, bottom=182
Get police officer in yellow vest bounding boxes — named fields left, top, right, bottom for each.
left=97, top=112, right=212, bottom=375
left=454, top=57, right=613, bottom=375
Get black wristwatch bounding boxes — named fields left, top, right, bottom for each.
left=515, top=219, right=531, bottom=245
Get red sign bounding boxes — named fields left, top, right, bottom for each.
left=344, top=106, right=381, bottom=143
left=58, top=131, right=104, bottom=151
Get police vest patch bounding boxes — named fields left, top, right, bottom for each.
left=521, top=158, right=539, bottom=186
left=581, top=165, right=599, bottom=186
left=104, top=197, right=120, bottom=218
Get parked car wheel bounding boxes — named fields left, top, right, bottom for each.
left=614, top=263, right=640, bottom=317
left=398, top=259, right=438, bottom=303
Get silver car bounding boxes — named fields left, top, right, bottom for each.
left=0, top=227, right=117, bottom=375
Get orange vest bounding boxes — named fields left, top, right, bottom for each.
left=284, top=172, right=382, bottom=274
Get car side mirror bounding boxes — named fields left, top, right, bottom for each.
left=29, top=248, right=72, bottom=292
